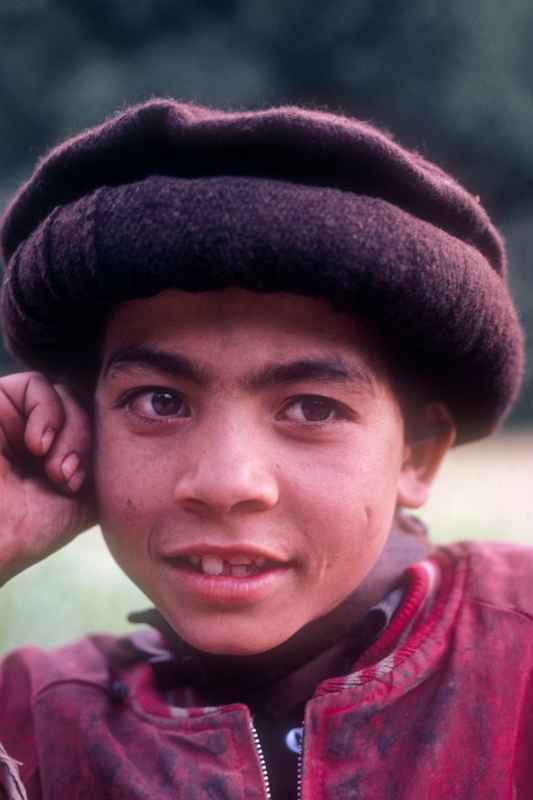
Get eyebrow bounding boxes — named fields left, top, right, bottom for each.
left=243, top=357, right=375, bottom=393
left=103, top=346, right=211, bottom=385
left=102, top=346, right=376, bottom=394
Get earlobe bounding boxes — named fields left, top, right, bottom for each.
left=397, top=403, right=456, bottom=509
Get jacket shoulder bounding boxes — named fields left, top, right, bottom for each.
left=0, top=632, right=144, bottom=791
left=442, top=540, right=533, bottom=619
left=0, top=630, right=142, bottom=697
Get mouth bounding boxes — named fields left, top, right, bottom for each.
left=160, top=545, right=292, bottom=604
left=176, top=553, right=277, bottom=578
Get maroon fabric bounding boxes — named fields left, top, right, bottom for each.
left=0, top=101, right=524, bottom=442
left=1, top=541, right=533, bottom=799
left=0, top=102, right=508, bottom=271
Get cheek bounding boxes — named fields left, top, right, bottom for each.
left=93, top=422, right=172, bottom=553
left=294, top=438, right=403, bottom=536
left=95, top=453, right=168, bottom=592
left=294, top=437, right=403, bottom=595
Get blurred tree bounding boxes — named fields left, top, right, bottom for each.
left=0, top=0, right=531, bottom=421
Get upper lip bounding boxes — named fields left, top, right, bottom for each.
left=160, top=543, right=290, bottom=564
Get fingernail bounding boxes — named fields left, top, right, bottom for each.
left=41, top=427, right=55, bottom=454
left=61, top=452, right=80, bottom=482
left=67, top=468, right=85, bottom=493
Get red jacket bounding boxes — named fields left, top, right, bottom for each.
left=1, top=540, right=532, bottom=799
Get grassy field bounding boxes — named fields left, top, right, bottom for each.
left=1, top=430, right=532, bottom=653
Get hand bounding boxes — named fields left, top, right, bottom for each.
left=0, top=372, right=94, bottom=586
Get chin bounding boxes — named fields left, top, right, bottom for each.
left=200, top=641, right=268, bottom=656
left=173, top=620, right=290, bottom=656
left=186, top=632, right=282, bottom=656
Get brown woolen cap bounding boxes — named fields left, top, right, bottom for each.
left=0, top=99, right=525, bottom=443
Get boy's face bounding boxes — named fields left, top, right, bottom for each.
left=94, top=289, right=419, bottom=655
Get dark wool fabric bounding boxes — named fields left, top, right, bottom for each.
left=0, top=100, right=524, bottom=443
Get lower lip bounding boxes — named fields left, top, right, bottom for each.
left=163, top=561, right=291, bottom=606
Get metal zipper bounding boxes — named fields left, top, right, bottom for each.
left=250, top=722, right=272, bottom=800
left=296, top=723, right=305, bottom=800
left=250, top=719, right=306, bottom=800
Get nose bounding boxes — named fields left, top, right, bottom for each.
left=173, top=424, right=280, bottom=516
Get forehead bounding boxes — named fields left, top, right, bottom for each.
left=100, top=289, right=389, bottom=377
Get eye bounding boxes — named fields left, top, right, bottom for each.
left=278, top=395, right=351, bottom=424
left=122, top=388, right=191, bottom=420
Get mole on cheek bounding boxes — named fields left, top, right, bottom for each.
left=124, top=497, right=141, bottom=520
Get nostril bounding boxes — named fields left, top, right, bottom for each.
left=175, top=475, right=279, bottom=515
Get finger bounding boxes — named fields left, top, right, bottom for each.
left=0, top=373, right=65, bottom=458
left=23, top=375, right=67, bottom=456
left=0, top=382, right=25, bottom=454
left=43, top=384, right=91, bottom=493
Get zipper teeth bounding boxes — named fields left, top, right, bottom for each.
left=250, top=723, right=272, bottom=800
left=297, top=723, right=305, bottom=800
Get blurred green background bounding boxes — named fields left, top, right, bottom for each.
left=0, top=0, right=532, bottom=652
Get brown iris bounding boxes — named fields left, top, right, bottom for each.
left=150, top=390, right=184, bottom=416
left=299, top=396, right=335, bottom=421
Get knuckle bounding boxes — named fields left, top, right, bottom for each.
left=26, top=370, right=56, bottom=393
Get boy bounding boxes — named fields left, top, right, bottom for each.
left=0, top=100, right=528, bottom=799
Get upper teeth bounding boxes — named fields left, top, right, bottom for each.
left=186, top=554, right=268, bottom=575
left=201, top=555, right=225, bottom=576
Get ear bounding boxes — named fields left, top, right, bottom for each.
left=397, top=403, right=456, bottom=509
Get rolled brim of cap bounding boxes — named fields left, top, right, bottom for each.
left=1, top=175, right=524, bottom=444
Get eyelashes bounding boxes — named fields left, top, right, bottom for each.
left=114, top=387, right=190, bottom=420
left=277, top=395, right=355, bottom=424
left=114, top=387, right=356, bottom=426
